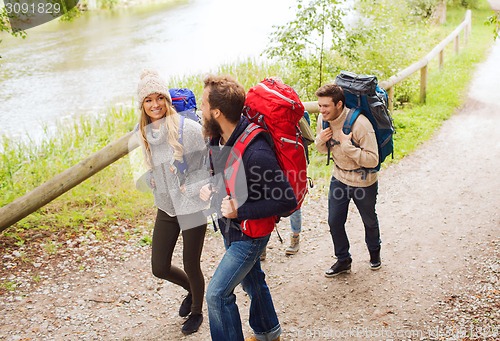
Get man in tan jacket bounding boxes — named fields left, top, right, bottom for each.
left=315, top=83, right=382, bottom=277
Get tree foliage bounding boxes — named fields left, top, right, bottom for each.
left=263, top=0, right=464, bottom=102
left=0, top=8, right=26, bottom=36
left=487, top=11, right=499, bottom=40
left=0, top=8, right=27, bottom=58
left=264, top=0, right=352, bottom=95
left=407, top=0, right=442, bottom=19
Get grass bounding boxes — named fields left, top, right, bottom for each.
left=1, top=281, right=17, bottom=292
left=0, top=1, right=496, bottom=249
left=0, top=106, right=155, bottom=248
left=388, top=3, right=495, bottom=163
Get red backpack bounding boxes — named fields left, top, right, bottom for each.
left=220, top=79, right=308, bottom=238
left=243, top=78, right=308, bottom=212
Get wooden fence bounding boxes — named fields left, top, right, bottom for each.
left=0, top=10, right=472, bottom=233
left=303, top=10, right=472, bottom=113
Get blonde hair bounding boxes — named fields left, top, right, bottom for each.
left=139, top=101, right=184, bottom=169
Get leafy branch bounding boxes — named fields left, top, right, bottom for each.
left=0, top=7, right=27, bottom=58
left=264, top=0, right=348, bottom=92
left=487, top=11, right=499, bottom=40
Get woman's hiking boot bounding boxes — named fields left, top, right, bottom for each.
left=325, top=258, right=352, bottom=277
left=181, top=313, right=203, bottom=335
left=285, top=234, right=300, bottom=255
left=369, top=248, right=382, bottom=270
left=179, top=293, right=192, bottom=317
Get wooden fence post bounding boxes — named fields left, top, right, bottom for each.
left=388, top=86, right=395, bottom=113
left=420, top=65, right=428, bottom=103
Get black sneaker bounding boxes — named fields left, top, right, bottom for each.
left=325, top=258, right=352, bottom=277
left=181, top=313, right=203, bottom=335
left=369, top=248, right=381, bottom=270
left=179, top=293, right=192, bottom=317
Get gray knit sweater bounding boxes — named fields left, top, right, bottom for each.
left=139, top=117, right=210, bottom=217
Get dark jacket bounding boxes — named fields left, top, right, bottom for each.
left=208, top=116, right=297, bottom=243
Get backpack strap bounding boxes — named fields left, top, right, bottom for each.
left=342, top=107, right=361, bottom=135
left=224, top=123, right=265, bottom=197
left=339, top=107, right=376, bottom=179
left=343, top=107, right=362, bottom=149
left=173, top=114, right=188, bottom=174
left=323, top=108, right=360, bottom=166
left=221, top=123, right=265, bottom=234
left=321, top=118, right=333, bottom=166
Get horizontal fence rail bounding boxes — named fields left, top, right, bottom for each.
left=0, top=10, right=472, bottom=233
left=0, top=133, right=139, bottom=233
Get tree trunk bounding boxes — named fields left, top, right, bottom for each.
left=433, top=0, right=447, bottom=25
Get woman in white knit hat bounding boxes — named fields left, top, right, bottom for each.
left=135, top=69, right=209, bottom=335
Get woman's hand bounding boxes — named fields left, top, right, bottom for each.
left=199, top=184, right=213, bottom=202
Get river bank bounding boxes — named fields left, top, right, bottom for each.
left=78, top=0, right=179, bottom=10
left=0, top=0, right=295, bottom=142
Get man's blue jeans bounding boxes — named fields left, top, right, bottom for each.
left=206, top=235, right=281, bottom=341
left=328, top=176, right=381, bottom=261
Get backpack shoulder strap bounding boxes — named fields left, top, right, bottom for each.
left=224, top=123, right=265, bottom=196
left=342, top=108, right=361, bottom=135
left=178, top=114, right=185, bottom=144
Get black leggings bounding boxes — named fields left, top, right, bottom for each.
left=151, top=209, right=207, bottom=314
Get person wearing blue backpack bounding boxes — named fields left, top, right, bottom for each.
left=315, top=83, right=382, bottom=277
left=134, top=70, right=209, bottom=335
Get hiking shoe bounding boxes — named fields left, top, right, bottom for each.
left=369, top=248, right=381, bottom=270
left=325, top=258, right=352, bottom=277
left=245, top=336, right=280, bottom=341
left=181, top=313, right=203, bottom=335
left=179, top=293, right=192, bottom=317
left=285, top=234, right=300, bottom=255
left=260, top=248, right=267, bottom=261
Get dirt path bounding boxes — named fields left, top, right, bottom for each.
left=1, top=43, right=499, bottom=341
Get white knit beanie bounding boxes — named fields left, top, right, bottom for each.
left=137, top=69, right=171, bottom=109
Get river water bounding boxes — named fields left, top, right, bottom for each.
left=0, top=0, right=296, bottom=143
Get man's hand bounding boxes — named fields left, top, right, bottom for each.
left=318, top=128, right=333, bottom=143
left=221, top=195, right=238, bottom=219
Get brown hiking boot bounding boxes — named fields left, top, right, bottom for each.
left=285, top=234, right=300, bottom=255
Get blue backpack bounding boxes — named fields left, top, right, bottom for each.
left=324, top=71, right=395, bottom=171
left=168, top=88, right=201, bottom=174
left=169, top=88, right=201, bottom=124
